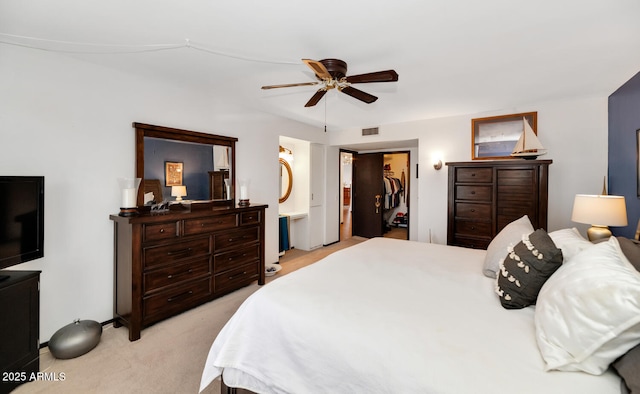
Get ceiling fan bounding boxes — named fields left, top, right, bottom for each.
left=261, top=59, right=399, bottom=107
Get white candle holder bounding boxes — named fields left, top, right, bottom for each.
left=118, top=177, right=141, bottom=216
left=239, top=179, right=250, bottom=206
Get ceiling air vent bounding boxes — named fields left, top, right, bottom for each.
left=362, top=127, right=379, bottom=136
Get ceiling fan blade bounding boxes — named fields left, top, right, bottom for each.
left=345, top=70, right=399, bottom=84
left=304, top=89, right=327, bottom=107
left=302, top=59, right=332, bottom=80
left=339, top=86, right=378, bottom=104
left=261, top=81, right=320, bottom=90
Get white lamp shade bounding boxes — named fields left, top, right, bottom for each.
left=571, top=194, right=628, bottom=227
left=171, top=185, right=187, bottom=198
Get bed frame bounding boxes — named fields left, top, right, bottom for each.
left=221, top=379, right=256, bottom=394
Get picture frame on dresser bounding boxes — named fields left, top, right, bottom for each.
left=472, top=112, right=537, bottom=160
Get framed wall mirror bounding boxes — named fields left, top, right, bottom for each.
left=134, top=123, right=237, bottom=207
left=279, top=158, right=292, bottom=203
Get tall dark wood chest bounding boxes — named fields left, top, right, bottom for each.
left=447, top=160, right=551, bottom=249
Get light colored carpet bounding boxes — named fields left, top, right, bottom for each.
left=14, top=237, right=364, bottom=394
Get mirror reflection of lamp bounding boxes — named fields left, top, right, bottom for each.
left=171, top=185, right=187, bottom=201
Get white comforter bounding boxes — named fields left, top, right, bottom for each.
left=200, top=238, right=620, bottom=393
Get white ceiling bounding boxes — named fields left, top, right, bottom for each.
left=2, top=1, right=640, bottom=131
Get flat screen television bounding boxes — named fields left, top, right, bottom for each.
left=0, top=176, right=44, bottom=276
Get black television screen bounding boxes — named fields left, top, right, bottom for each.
left=0, top=176, right=44, bottom=270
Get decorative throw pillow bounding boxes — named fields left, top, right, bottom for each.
left=548, top=227, right=593, bottom=261
left=495, top=229, right=563, bottom=309
left=535, top=237, right=640, bottom=375
left=482, top=215, right=534, bottom=278
left=613, top=343, right=640, bottom=394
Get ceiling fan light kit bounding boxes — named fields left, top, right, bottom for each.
left=262, top=58, right=398, bottom=107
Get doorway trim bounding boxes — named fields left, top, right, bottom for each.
left=339, top=148, right=411, bottom=241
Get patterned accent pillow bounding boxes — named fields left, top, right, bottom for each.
left=495, top=229, right=563, bottom=309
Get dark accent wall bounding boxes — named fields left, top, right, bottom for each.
left=144, top=138, right=213, bottom=201
left=608, top=71, right=640, bottom=237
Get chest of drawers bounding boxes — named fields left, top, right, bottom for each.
left=110, top=204, right=266, bottom=341
left=446, top=160, right=550, bottom=249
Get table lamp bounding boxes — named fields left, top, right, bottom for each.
left=571, top=194, right=628, bottom=241
left=171, top=185, right=187, bottom=201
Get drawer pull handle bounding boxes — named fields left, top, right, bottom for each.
left=167, top=291, right=193, bottom=303
left=159, top=229, right=165, bottom=233
left=471, top=191, right=476, bottom=194
left=167, top=248, right=192, bottom=256
left=167, top=269, right=193, bottom=279
left=228, top=252, right=249, bottom=262
left=471, top=173, right=476, bottom=177
left=228, top=238, right=234, bottom=242
left=228, top=271, right=247, bottom=280
left=470, top=209, right=475, bottom=212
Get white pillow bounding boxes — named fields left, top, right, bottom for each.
left=548, top=227, right=593, bottom=261
left=482, top=215, right=534, bottom=278
left=535, top=237, right=640, bottom=375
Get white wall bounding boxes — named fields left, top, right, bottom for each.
left=328, top=96, right=609, bottom=243
left=0, top=45, right=323, bottom=341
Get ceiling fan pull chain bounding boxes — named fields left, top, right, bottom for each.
left=324, top=97, right=327, bottom=132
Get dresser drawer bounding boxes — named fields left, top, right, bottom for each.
left=214, top=244, right=260, bottom=274
left=456, top=168, right=492, bottom=183
left=456, top=185, right=492, bottom=201
left=240, top=210, right=261, bottom=226
left=183, top=214, right=237, bottom=236
left=214, top=226, right=259, bottom=251
left=497, top=169, right=534, bottom=185
left=455, top=202, right=491, bottom=220
left=144, top=257, right=211, bottom=293
left=454, top=220, right=491, bottom=237
left=452, top=236, right=491, bottom=250
left=214, top=262, right=260, bottom=294
left=143, top=221, right=179, bottom=242
left=143, top=277, right=211, bottom=322
left=143, top=236, right=210, bottom=268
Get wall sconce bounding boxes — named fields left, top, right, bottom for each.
left=432, top=153, right=443, bottom=170
left=571, top=194, right=628, bottom=241
left=279, top=145, right=293, bottom=162
left=118, top=177, right=141, bottom=217
left=433, top=160, right=443, bottom=170
left=171, top=185, right=187, bottom=201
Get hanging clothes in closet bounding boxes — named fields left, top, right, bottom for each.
left=383, top=173, right=404, bottom=210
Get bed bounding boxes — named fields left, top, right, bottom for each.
left=200, top=216, right=640, bottom=394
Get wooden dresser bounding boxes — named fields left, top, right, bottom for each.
left=0, top=271, right=40, bottom=393
left=447, top=160, right=551, bottom=249
left=110, top=203, right=267, bottom=341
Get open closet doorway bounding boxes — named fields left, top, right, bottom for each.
left=339, top=150, right=354, bottom=240
left=340, top=150, right=409, bottom=240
